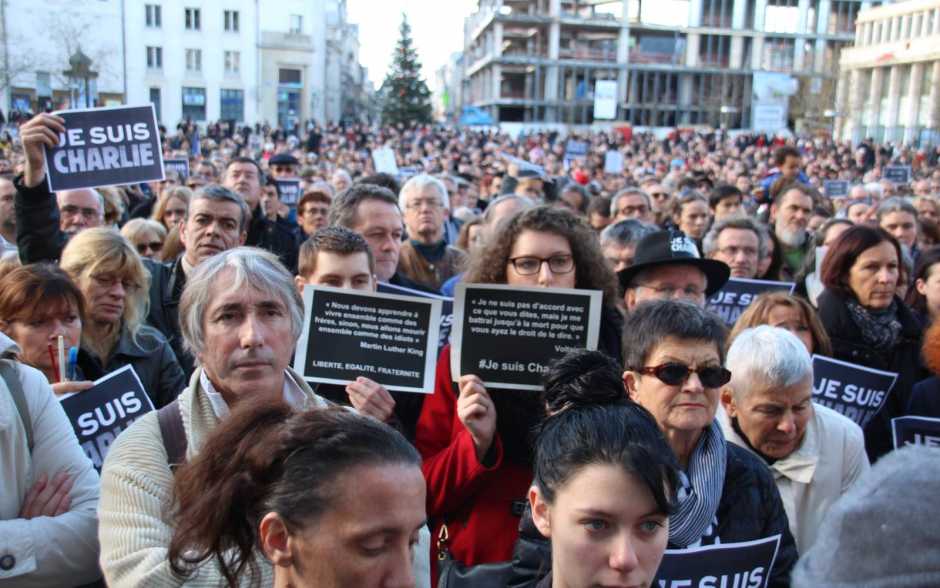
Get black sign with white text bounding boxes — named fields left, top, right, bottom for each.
left=293, top=285, right=442, bottom=393
left=45, top=105, right=164, bottom=191
left=823, top=180, right=849, bottom=198
left=883, top=165, right=912, bottom=185
left=812, top=355, right=897, bottom=429
left=706, top=278, right=795, bottom=327
left=452, top=284, right=602, bottom=390
left=164, top=158, right=190, bottom=179
left=59, top=365, right=154, bottom=472
left=377, top=281, right=453, bottom=356
left=655, top=535, right=781, bottom=588
left=892, top=416, right=940, bottom=449
left=275, top=179, right=302, bottom=207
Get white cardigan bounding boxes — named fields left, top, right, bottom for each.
left=719, top=402, right=870, bottom=552
left=0, top=333, right=101, bottom=587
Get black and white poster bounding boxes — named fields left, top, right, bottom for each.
left=164, top=158, right=190, bottom=179
left=655, top=535, right=781, bottom=588
left=812, top=355, right=897, bottom=429
left=293, top=285, right=442, bottom=393
left=451, top=284, right=602, bottom=390
left=823, top=180, right=849, bottom=198
left=275, top=179, right=302, bottom=207
left=706, top=278, right=795, bottom=326
left=377, top=281, right=453, bottom=356
left=883, top=165, right=912, bottom=185
left=59, top=365, right=154, bottom=472
left=44, top=104, right=164, bottom=191
left=892, top=416, right=940, bottom=449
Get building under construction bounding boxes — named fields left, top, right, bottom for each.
left=460, top=0, right=883, bottom=129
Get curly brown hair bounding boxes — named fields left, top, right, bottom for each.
left=464, top=205, right=619, bottom=306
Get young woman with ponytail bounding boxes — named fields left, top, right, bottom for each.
left=167, top=402, right=427, bottom=588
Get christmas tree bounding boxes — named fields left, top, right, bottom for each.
left=380, top=14, right=432, bottom=125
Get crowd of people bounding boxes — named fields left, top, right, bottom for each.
left=1, top=110, right=940, bottom=588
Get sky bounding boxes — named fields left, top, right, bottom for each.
left=347, top=0, right=480, bottom=90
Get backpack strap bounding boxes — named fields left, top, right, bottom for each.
left=0, top=360, right=32, bottom=452
left=156, top=399, right=187, bottom=471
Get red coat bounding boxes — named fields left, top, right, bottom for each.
left=415, top=345, right=533, bottom=580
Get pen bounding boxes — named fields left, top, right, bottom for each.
left=67, top=346, right=79, bottom=382
left=57, top=335, right=67, bottom=383
left=48, top=344, right=60, bottom=384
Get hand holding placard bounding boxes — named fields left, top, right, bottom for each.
left=346, top=376, right=396, bottom=422
left=457, top=374, right=497, bottom=460
left=19, top=113, right=66, bottom=187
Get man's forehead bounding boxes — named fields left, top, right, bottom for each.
left=58, top=190, right=100, bottom=207
left=206, top=272, right=286, bottom=308
left=191, top=199, right=241, bottom=218
left=315, top=251, right=371, bottom=272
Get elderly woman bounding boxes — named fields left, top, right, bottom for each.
left=60, top=228, right=185, bottom=409
left=151, top=186, right=191, bottom=231
left=818, top=225, right=926, bottom=460
left=414, top=206, right=622, bottom=580
left=721, top=325, right=869, bottom=553
left=730, top=291, right=832, bottom=356
left=621, top=300, right=797, bottom=585
left=120, top=218, right=168, bottom=259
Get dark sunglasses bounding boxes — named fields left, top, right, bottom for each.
left=636, top=362, right=731, bottom=388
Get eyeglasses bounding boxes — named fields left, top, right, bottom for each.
left=636, top=362, right=731, bottom=388
left=636, top=284, right=706, bottom=299
left=302, top=205, right=330, bottom=218
left=91, top=274, right=138, bottom=291
left=618, top=205, right=650, bottom=217
left=136, top=241, right=164, bottom=254
left=508, top=255, right=575, bottom=275
left=60, top=205, right=100, bottom=219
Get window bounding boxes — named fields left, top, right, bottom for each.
left=146, top=46, right=163, bottom=69
left=145, top=4, right=162, bottom=27
left=185, top=7, right=201, bottom=30
left=765, top=0, right=800, bottom=34
left=185, top=49, right=202, bottom=72
left=224, top=10, right=239, bottom=32
left=289, top=14, right=302, bottom=34
left=150, top=87, right=162, bottom=121
left=181, top=87, right=206, bottom=120
left=279, top=68, right=302, bottom=84
left=224, top=50, right=240, bottom=74
left=220, top=89, right=244, bottom=121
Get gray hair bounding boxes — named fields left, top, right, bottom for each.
left=610, top=188, right=652, bottom=217
left=189, top=184, right=252, bottom=232
left=481, top=194, right=535, bottom=226
left=726, top=326, right=812, bottom=400
left=399, top=174, right=450, bottom=211
left=599, top=219, right=658, bottom=248
left=327, top=183, right=400, bottom=230
left=179, top=247, right=304, bottom=357
left=56, top=189, right=106, bottom=218
left=876, top=196, right=918, bottom=222
left=702, top=216, right=770, bottom=259
left=622, top=300, right=728, bottom=370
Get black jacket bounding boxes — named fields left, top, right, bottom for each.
left=142, top=257, right=194, bottom=378
left=508, top=443, right=798, bottom=588
left=909, top=376, right=940, bottom=418
left=13, top=175, right=67, bottom=264
left=246, top=204, right=299, bottom=273
left=77, top=325, right=185, bottom=409
left=817, top=289, right=926, bottom=461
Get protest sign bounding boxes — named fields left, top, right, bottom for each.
left=44, top=104, right=164, bottom=191
left=706, top=278, right=795, bottom=326
left=164, top=158, right=190, bottom=179
left=275, top=179, right=301, bottom=208
left=451, top=284, right=602, bottom=390
left=372, top=147, right=399, bottom=175
left=604, top=150, right=624, bottom=175
left=59, top=365, right=153, bottom=472
left=293, top=285, right=442, bottom=393
left=398, top=165, right=421, bottom=179
left=892, top=416, right=940, bottom=449
left=564, top=139, right=588, bottom=160
left=655, top=535, right=781, bottom=588
left=811, top=355, right=897, bottom=429
left=378, top=281, right=453, bottom=356
left=883, top=165, right=912, bottom=185
left=593, top=80, right=617, bottom=120
left=499, top=152, right=546, bottom=177
left=823, top=180, right=849, bottom=198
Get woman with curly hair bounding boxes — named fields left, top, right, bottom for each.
left=414, top=206, right=622, bottom=582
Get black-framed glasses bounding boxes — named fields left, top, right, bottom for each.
left=508, top=255, right=575, bottom=275
left=635, top=362, right=731, bottom=388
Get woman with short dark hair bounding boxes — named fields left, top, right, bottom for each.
left=818, top=225, right=926, bottom=460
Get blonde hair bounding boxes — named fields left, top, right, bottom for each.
left=728, top=291, right=832, bottom=356
left=152, top=186, right=193, bottom=228
left=60, top=228, right=152, bottom=349
left=121, top=218, right=167, bottom=248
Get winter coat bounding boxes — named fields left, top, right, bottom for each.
left=12, top=175, right=68, bottom=264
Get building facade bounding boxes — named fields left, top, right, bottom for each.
left=0, top=0, right=368, bottom=127
left=834, top=0, right=940, bottom=146
left=461, top=0, right=891, bottom=129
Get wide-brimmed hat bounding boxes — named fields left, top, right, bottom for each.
left=617, top=230, right=730, bottom=296
left=269, top=152, right=300, bottom=166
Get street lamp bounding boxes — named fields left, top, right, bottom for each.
left=63, top=48, right=98, bottom=109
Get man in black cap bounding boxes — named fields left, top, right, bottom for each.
left=617, top=229, right=730, bottom=312
left=268, top=152, right=300, bottom=179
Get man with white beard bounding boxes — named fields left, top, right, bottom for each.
left=771, top=184, right=815, bottom=281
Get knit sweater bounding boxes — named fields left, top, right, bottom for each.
left=97, top=367, right=329, bottom=587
